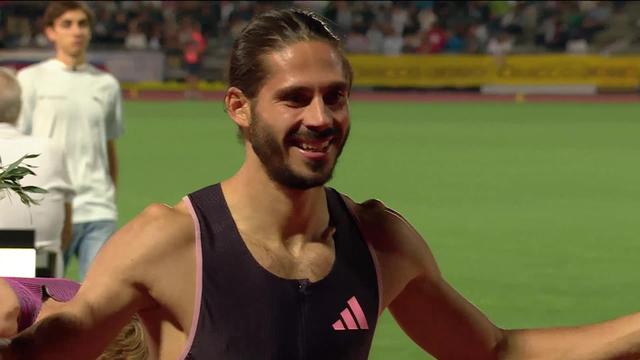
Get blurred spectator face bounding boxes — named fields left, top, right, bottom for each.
left=45, top=9, right=91, bottom=58
left=129, top=19, right=141, bottom=34
left=115, top=12, right=127, bottom=25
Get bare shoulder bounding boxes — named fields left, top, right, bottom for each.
left=84, top=200, right=195, bottom=288
left=138, top=201, right=191, bottom=225
left=106, top=201, right=194, bottom=258
left=341, top=195, right=432, bottom=262
left=340, top=194, right=441, bottom=308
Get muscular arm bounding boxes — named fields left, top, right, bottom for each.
left=351, top=199, right=640, bottom=360
left=107, top=140, right=118, bottom=190
left=390, top=279, right=504, bottom=359
left=1, top=203, right=195, bottom=360
left=351, top=199, right=503, bottom=359
left=500, top=314, right=640, bottom=360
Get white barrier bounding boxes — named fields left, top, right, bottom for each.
left=0, top=48, right=165, bottom=82
left=0, top=230, right=36, bottom=277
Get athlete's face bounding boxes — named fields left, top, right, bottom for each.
left=248, top=41, right=350, bottom=190
left=46, top=9, right=91, bottom=59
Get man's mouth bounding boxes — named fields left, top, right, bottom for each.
left=288, top=137, right=336, bottom=160
left=296, top=138, right=332, bottom=153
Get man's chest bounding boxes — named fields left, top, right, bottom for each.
left=241, top=235, right=337, bottom=282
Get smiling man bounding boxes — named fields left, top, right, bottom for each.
left=16, top=1, right=123, bottom=280
left=3, top=8, right=640, bottom=360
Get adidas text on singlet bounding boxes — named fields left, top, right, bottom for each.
left=181, top=184, right=381, bottom=360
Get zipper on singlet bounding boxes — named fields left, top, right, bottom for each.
left=297, top=279, right=310, bottom=360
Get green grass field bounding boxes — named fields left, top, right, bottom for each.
left=72, top=99, right=640, bottom=358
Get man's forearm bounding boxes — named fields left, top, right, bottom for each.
left=567, top=328, right=640, bottom=360
left=500, top=312, right=640, bottom=360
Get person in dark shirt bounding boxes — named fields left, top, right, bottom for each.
left=3, top=8, right=640, bottom=360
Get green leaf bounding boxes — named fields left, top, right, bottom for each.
left=2, top=154, right=30, bottom=174
left=9, top=167, right=35, bottom=178
left=0, top=153, right=46, bottom=207
left=17, top=192, right=32, bottom=205
left=22, top=186, right=48, bottom=194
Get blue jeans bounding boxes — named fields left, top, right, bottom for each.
left=65, top=220, right=117, bottom=280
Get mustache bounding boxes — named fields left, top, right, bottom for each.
left=288, top=127, right=338, bottom=141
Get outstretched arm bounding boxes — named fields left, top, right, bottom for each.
left=0, top=233, right=149, bottom=359
left=0, top=203, right=191, bottom=360
left=356, top=201, right=504, bottom=359
left=501, top=315, right=640, bottom=360
left=391, top=267, right=640, bottom=359
left=352, top=198, right=640, bottom=360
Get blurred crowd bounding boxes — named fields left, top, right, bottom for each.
left=1, top=0, right=640, bottom=56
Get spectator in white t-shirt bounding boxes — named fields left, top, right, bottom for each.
left=124, top=18, right=148, bottom=50
left=487, top=31, right=514, bottom=58
left=16, top=1, right=123, bottom=280
left=0, top=67, right=74, bottom=278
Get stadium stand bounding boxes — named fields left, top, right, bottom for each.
left=1, top=1, right=639, bottom=83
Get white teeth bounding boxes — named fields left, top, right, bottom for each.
left=299, top=140, right=330, bottom=152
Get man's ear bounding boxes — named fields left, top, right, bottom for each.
left=44, top=26, right=56, bottom=43
left=225, top=87, right=251, bottom=129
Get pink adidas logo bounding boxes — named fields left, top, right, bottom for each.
left=332, top=296, right=369, bottom=331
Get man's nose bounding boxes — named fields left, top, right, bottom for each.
left=72, top=24, right=86, bottom=34
left=303, top=96, right=332, bottom=130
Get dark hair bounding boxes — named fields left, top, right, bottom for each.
left=44, top=1, right=95, bottom=28
left=228, top=8, right=353, bottom=99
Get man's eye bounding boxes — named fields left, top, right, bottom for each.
left=324, top=91, right=345, bottom=106
left=284, top=94, right=310, bottom=107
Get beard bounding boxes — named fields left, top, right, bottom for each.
left=248, top=113, right=349, bottom=190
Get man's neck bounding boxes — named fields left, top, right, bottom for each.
left=55, top=52, right=86, bottom=70
left=222, top=162, right=331, bottom=249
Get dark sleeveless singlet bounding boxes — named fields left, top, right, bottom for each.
left=184, top=184, right=380, bottom=360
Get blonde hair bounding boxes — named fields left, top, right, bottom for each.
left=97, top=315, right=148, bottom=360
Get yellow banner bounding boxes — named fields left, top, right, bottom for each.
left=348, top=54, right=640, bottom=89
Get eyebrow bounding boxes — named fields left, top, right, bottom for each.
left=274, top=81, right=348, bottom=98
left=60, top=14, right=88, bottom=23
